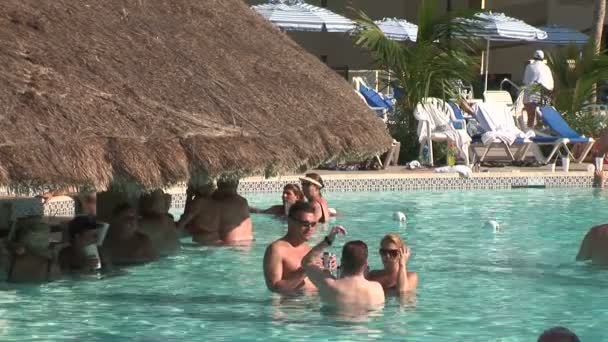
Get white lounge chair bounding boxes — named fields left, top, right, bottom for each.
left=414, top=98, right=471, bottom=166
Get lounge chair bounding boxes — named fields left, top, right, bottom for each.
left=353, top=77, right=394, bottom=122
left=414, top=98, right=471, bottom=166
left=536, top=106, right=595, bottom=163
left=450, top=101, right=532, bottom=163
left=484, top=90, right=514, bottom=106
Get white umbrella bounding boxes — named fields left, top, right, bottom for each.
left=251, top=0, right=355, bottom=33
left=461, top=12, right=547, bottom=92
left=536, top=25, right=588, bottom=45
left=374, top=18, right=418, bottom=42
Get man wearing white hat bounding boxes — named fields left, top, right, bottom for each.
left=522, top=49, right=554, bottom=128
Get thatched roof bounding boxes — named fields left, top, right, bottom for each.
left=0, top=0, right=391, bottom=191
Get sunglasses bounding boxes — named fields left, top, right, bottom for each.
left=289, top=217, right=318, bottom=228
left=379, top=248, right=400, bottom=258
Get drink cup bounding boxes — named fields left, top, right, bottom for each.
left=596, top=157, right=604, bottom=172
left=562, top=156, right=570, bottom=172
left=549, top=163, right=556, bottom=172
left=96, top=223, right=109, bottom=246
left=84, top=244, right=102, bottom=270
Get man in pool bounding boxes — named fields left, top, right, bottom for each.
left=263, top=201, right=318, bottom=293
left=212, top=177, right=253, bottom=244
left=302, top=227, right=385, bottom=309
left=576, top=223, right=608, bottom=265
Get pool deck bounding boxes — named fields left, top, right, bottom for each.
left=234, top=163, right=595, bottom=194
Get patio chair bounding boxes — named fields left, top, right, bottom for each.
left=449, top=101, right=533, bottom=163
left=414, top=98, right=471, bottom=166
left=353, top=77, right=394, bottom=122
left=536, top=106, right=595, bottom=163
left=484, top=90, right=514, bottom=106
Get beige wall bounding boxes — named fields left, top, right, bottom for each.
left=247, top=0, right=595, bottom=84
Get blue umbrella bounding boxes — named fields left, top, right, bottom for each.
left=251, top=0, right=355, bottom=33
left=374, top=18, right=418, bottom=42
left=536, top=25, right=588, bottom=45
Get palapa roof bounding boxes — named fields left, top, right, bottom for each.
left=0, top=0, right=391, bottom=191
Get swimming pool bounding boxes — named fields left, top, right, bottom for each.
left=1, top=188, right=607, bottom=341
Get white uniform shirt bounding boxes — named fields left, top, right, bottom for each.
left=522, top=60, right=554, bottom=103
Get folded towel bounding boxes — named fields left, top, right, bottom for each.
left=434, top=165, right=472, bottom=178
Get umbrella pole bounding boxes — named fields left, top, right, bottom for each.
left=484, top=39, right=490, bottom=94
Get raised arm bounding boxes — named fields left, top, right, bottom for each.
left=302, top=226, right=346, bottom=292
left=263, top=243, right=307, bottom=293
left=397, top=246, right=417, bottom=295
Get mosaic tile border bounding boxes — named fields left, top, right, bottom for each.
left=236, top=173, right=594, bottom=194
left=0, top=173, right=595, bottom=214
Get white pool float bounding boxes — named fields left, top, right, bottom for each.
left=484, top=220, right=500, bottom=232
left=393, top=211, right=407, bottom=223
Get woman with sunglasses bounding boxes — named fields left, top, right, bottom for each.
left=367, top=234, right=418, bottom=295
left=299, top=173, right=330, bottom=224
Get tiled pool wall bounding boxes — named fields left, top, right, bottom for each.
left=0, top=172, right=595, bottom=218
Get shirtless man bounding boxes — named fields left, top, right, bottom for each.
left=576, top=224, right=608, bottom=265
left=263, top=201, right=318, bottom=293
left=178, top=182, right=220, bottom=245
left=138, top=190, right=179, bottom=256
left=102, top=203, right=158, bottom=265
left=212, top=178, right=253, bottom=244
left=302, top=227, right=385, bottom=310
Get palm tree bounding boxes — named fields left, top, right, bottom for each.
left=592, top=0, right=606, bottom=55
left=547, top=42, right=608, bottom=137
left=591, top=0, right=606, bottom=102
left=353, top=0, right=479, bottom=161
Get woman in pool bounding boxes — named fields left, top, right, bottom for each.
left=299, top=173, right=330, bottom=224
left=249, top=184, right=304, bottom=218
left=367, top=233, right=418, bottom=296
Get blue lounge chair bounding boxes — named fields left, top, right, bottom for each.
left=353, top=77, right=394, bottom=121
left=536, top=106, right=595, bottom=163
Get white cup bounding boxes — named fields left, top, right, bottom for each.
left=83, top=244, right=102, bottom=270
left=548, top=163, right=556, bottom=172
left=596, top=157, right=604, bottom=172
left=562, top=156, right=570, bottom=172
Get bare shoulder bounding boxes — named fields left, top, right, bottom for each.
left=266, top=239, right=288, bottom=254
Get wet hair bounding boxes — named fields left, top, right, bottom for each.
left=304, top=173, right=325, bottom=189
left=537, top=327, right=580, bottom=342
left=380, top=233, right=405, bottom=249
left=217, top=176, right=239, bottom=191
left=68, top=215, right=99, bottom=240
left=112, top=202, right=135, bottom=216
left=341, top=240, right=368, bottom=274
left=287, top=201, right=315, bottom=220
left=283, top=184, right=304, bottom=201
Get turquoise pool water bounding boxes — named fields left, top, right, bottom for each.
left=1, top=188, right=608, bottom=341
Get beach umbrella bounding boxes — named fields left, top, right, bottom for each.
left=251, top=0, right=355, bottom=33
left=536, top=25, right=588, bottom=45
left=460, top=12, right=547, bottom=92
left=374, top=18, right=418, bottom=42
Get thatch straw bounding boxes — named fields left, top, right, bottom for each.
left=0, top=0, right=392, bottom=191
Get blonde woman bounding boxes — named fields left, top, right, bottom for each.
left=367, top=233, right=418, bottom=295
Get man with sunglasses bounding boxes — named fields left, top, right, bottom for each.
left=263, top=201, right=320, bottom=293
left=302, top=227, right=385, bottom=310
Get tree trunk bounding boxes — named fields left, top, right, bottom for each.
left=593, top=0, right=606, bottom=54
left=591, top=0, right=606, bottom=102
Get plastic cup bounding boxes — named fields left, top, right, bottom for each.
left=96, top=223, right=109, bottom=246
left=562, top=156, right=570, bottom=172
left=549, top=163, right=556, bottom=172
left=83, top=244, right=102, bottom=270
left=596, top=157, right=604, bottom=172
